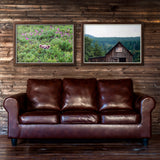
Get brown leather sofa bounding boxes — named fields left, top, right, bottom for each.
left=3, top=78, right=156, bottom=146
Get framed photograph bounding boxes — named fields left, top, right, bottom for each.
left=83, top=23, right=142, bottom=64
left=14, top=22, right=75, bottom=65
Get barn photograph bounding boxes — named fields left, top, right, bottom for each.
left=84, top=24, right=142, bottom=64
left=88, top=41, right=133, bottom=63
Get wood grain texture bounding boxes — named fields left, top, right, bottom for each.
left=0, top=135, right=160, bottom=160
left=0, top=0, right=160, bottom=135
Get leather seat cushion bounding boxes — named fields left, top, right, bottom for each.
left=61, top=78, right=98, bottom=111
left=27, top=79, right=62, bottom=111
left=19, top=110, right=59, bottom=124
left=98, top=79, right=133, bottom=111
left=101, top=109, right=140, bottom=124
left=61, top=111, right=99, bottom=124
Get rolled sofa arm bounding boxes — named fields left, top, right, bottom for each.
left=3, top=93, right=27, bottom=138
left=134, top=92, right=156, bottom=114
left=133, top=92, right=156, bottom=137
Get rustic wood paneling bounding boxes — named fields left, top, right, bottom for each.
left=0, top=0, right=160, bottom=135
left=1, top=134, right=160, bottom=159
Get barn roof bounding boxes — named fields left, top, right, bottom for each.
left=105, top=41, right=133, bottom=56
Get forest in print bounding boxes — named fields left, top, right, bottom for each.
left=84, top=36, right=141, bottom=62
left=16, top=24, right=74, bottom=63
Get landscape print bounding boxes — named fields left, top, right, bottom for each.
left=83, top=24, right=142, bottom=64
left=15, top=24, right=74, bottom=64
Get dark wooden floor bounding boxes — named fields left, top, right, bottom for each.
left=0, top=135, right=160, bottom=160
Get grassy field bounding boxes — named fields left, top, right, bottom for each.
left=16, top=24, right=74, bottom=63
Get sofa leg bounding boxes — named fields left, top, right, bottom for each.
left=142, top=138, right=148, bottom=146
left=11, top=138, right=17, bottom=146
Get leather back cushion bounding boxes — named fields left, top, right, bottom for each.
left=62, top=78, right=98, bottom=111
left=98, top=79, right=133, bottom=111
left=27, top=79, right=62, bottom=111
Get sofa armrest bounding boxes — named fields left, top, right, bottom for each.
left=3, top=93, right=27, bottom=138
left=134, top=92, right=156, bottom=114
left=3, top=93, right=27, bottom=114
left=133, top=92, right=156, bottom=138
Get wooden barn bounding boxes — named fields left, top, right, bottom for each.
left=88, top=42, right=133, bottom=62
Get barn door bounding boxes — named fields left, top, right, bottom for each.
left=119, top=58, right=126, bottom=62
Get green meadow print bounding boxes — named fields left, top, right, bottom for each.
left=16, top=24, right=74, bottom=64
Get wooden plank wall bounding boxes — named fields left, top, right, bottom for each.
left=0, top=0, right=160, bottom=135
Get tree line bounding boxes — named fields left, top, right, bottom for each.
left=84, top=35, right=141, bottom=62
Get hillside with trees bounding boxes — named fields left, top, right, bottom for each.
left=84, top=35, right=141, bottom=62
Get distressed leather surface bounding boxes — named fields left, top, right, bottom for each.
left=62, top=78, right=98, bottom=111
left=61, top=111, right=99, bottom=124
left=98, top=79, right=133, bottom=111
left=19, top=110, right=59, bottom=124
left=101, top=109, right=140, bottom=124
left=3, top=79, right=156, bottom=139
left=27, top=79, right=62, bottom=111
left=19, top=124, right=143, bottom=139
